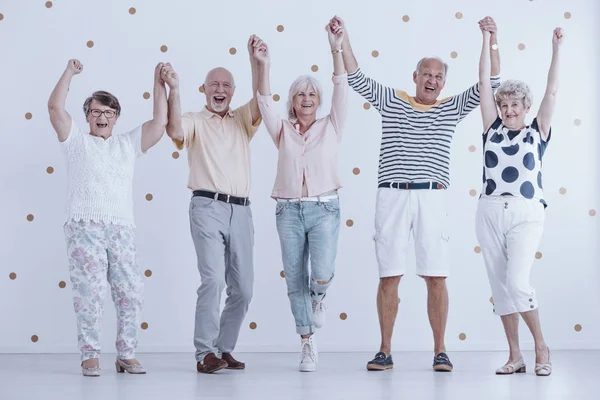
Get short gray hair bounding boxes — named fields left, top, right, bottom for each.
left=495, top=80, right=533, bottom=109
left=415, top=57, right=449, bottom=77
left=83, top=91, right=121, bottom=117
left=286, top=75, right=323, bottom=123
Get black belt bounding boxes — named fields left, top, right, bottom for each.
left=192, top=190, right=251, bottom=206
left=379, top=181, right=446, bottom=190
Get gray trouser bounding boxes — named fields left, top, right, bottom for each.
left=189, top=195, right=254, bottom=362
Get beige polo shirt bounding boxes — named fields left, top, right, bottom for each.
left=174, top=102, right=261, bottom=197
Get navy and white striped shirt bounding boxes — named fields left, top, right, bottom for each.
left=348, top=69, right=501, bottom=188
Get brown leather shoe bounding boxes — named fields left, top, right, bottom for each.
left=196, top=353, right=227, bottom=374
left=222, top=353, right=245, bottom=370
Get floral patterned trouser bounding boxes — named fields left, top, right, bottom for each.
left=64, top=220, right=143, bottom=361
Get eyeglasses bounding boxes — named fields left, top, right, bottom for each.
left=88, top=109, right=117, bottom=118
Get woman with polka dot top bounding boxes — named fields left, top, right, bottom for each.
left=476, top=21, right=564, bottom=377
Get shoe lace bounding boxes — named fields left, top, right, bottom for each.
left=301, top=340, right=315, bottom=362
left=312, top=299, right=326, bottom=313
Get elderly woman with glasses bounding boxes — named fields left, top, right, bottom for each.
left=476, top=22, right=563, bottom=376
left=47, top=59, right=171, bottom=376
left=252, top=20, right=347, bottom=372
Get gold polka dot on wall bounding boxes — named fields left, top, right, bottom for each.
left=346, top=219, right=354, bottom=227
left=144, top=269, right=152, bottom=277
left=489, top=296, right=494, bottom=304
left=0, top=13, right=4, bottom=21
left=450, top=51, right=458, bottom=59
left=160, top=45, right=168, bottom=53
left=311, top=65, right=319, bottom=72
left=45, top=1, right=53, bottom=8
left=564, top=12, right=572, bottom=19
left=145, top=194, right=153, bottom=201
left=58, top=281, right=66, bottom=289
left=25, top=112, right=32, bottom=120
left=535, top=252, right=542, bottom=259
left=143, top=92, right=151, bottom=100
left=249, top=322, right=257, bottom=330
left=46, top=166, right=54, bottom=174
left=9, top=272, right=17, bottom=280
left=574, top=324, right=582, bottom=332
left=469, top=145, right=476, bottom=152
left=363, top=103, right=371, bottom=110
left=277, top=24, right=284, bottom=32
left=353, top=167, right=360, bottom=175
left=172, top=151, right=180, bottom=159
left=474, top=246, right=481, bottom=254
left=518, top=43, right=526, bottom=51
left=280, top=270, right=285, bottom=278
left=273, top=94, right=280, bottom=102
left=87, top=41, right=94, bottom=48
left=402, top=15, right=410, bottom=23
left=129, top=7, right=136, bottom=15
left=31, top=335, right=39, bottom=343
left=372, top=50, right=379, bottom=58
left=455, top=12, right=463, bottom=19
left=589, top=209, right=596, bottom=217
left=459, top=333, right=466, bottom=341
left=199, top=85, right=205, bottom=93
left=141, top=322, right=148, bottom=330
left=26, top=214, right=34, bottom=222
left=469, top=189, right=477, bottom=197
left=559, top=187, right=567, bottom=195
left=574, top=119, right=581, bottom=126
left=340, top=313, right=348, bottom=320
left=229, top=47, right=237, bottom=55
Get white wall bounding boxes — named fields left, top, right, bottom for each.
left=0, top=0, right=598, bottom=354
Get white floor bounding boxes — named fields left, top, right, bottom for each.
left=0, top=351, right=593, bottom=400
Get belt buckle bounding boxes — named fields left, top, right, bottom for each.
left=213, top=192, right=218, bottom=201
left=226, top=195, right=230, bottom=203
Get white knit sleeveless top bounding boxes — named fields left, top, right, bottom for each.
left=60, top=120, right=144, bottom=226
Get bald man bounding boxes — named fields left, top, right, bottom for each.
left=164, top=36, right=263, bottom=374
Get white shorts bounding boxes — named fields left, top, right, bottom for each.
left=374, top=188, right=449, bottom=278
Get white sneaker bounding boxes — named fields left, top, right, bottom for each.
left=299, top=336, right=317, bottom=372
left=312, top=296, right=326, bottom=328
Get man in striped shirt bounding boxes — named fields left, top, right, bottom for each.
left=330, top=16, right=501, bottom=372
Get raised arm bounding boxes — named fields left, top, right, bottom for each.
left=331, top=16, right=358, bottom=74
left=252, top=37, right=283, bottom=147
left=48, top=59, right=82, bottom=142
left=536, top=28, right=563, bottom=141
left=140, top=63, right=168, bottom=152
left=164, top=64, right=184, bottom=146
left=478, top=19, right=499, bottom=132
left=326, top=20, right=348, bottom=136
left=247, top=35, right=262, bottom=125
left=483, top=16, right=501, bottom=78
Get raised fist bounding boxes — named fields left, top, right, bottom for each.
left=66, top=59, right=83, bottom=75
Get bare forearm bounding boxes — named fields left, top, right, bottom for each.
left=153, top=80, right=168, bottom=126
left=490, top=33, right=500, bottom=76
left=166, top=88, right=183, bottom=141
left=480, top=36, right=491, bottom=83
left=546, top=49, right=560, bottom=95
left=48, top=70, right=74, bottom=110
left=250, top=58, right=260, bottom=96
left=332, top=49, right=345, bottom=75
left=341, top=34, right=359, bottom=74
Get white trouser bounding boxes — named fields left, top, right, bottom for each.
left=475, top=196, right=545, bottom=316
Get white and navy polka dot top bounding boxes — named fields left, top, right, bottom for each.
left=481, top=116, right=551, bottom=206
